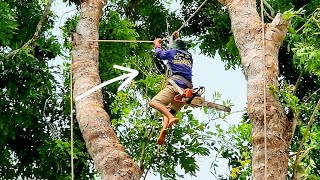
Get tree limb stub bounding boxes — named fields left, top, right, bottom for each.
left=7, top=0, right=53, bottom=59
left=265, top=13, right=291, bottom=45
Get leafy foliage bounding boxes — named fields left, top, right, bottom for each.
left=0, top=1, right=17, bottom=46
left=110, top=72, right=232, bottom=179
left=0, top=0, right=93, bottom=179
left=2, top=0, right=320, bottom=179
left=60, top=3, right=233, bottom=179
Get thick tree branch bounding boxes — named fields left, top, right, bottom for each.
left=7, top=0, right=53, bottom=59
left=271, top=13, right=291, bottom=31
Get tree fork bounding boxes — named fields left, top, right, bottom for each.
left=72, top=0, right=141, bottom=179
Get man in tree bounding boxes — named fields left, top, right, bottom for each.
left=149, top=31, right=193, bottom=145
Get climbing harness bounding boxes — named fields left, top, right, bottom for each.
left=167, top=74, right=231, bottom=112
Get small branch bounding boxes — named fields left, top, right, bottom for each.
left=264, top=9, right=274, bottom=21
left=263, top=0, right=275, bottom=17
left=126, top=0, right=138, bottom=17
left=7, top=0, right=53, bottom=59
left=139, top=127, right=155, bottom=172
left=303, top=87, right=320, bottom=103
left=143, top=146, right=161, bottom=180
left=293, top=70, right=303, bottom=94
left=289, top=71, right=304, bottom=142
left=296, top=8, right=320, bottom=33
left=289, top=146, right=315, bottom=158
left=289, top=112, right=299, bottom=143
left=292, top=99, right=320, bottom=180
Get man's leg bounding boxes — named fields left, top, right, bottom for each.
left=149, top=85, right=178, bottom=145
left=157, top=116, right=169, bottom=145
left=167, top=102, right=184, bottom=128
left=149, top=101, right=178, bottom=122
left=157, top=105, right=182, bottom=144
left=149, top=102, right=178, bottom=145
left=149, top=86, right=179, bottom=125
left=163, top=115, right=169, bottom=129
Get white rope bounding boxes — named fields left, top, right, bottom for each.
left=260, top=0, right=267, bottom=179
left=70, top=57, right=74, bottom=180
left=177, top=0, right=208, bottom=32
left=88, top=40, right=153, bottom=43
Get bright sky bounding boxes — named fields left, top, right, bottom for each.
left=52, top=0, right=247, bottom=179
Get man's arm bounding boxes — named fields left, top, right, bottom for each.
left=154, top=38, right=168, bottom=60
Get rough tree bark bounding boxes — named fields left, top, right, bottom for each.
left=72, top=0, right=141, bottom=179
left=218, top=0, right=291, bottom=179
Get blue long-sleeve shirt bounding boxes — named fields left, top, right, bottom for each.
left=155, top=47, right=193, bottom=88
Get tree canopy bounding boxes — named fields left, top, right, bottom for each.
left=0, top=0, right=319, bottom=179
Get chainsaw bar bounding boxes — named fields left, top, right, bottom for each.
left=204, top=101, right=231, bottom=112
left=185, top=96, right=231, bottom=112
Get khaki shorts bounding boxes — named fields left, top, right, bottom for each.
left=150, top=85, right=184, bottom=113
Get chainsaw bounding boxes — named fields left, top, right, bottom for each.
left=173, top=87, right=231, bottom=112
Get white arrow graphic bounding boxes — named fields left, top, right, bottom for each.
left=75, top=65, right=139, bottom=101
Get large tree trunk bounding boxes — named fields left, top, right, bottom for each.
left=71, top=0, right=141, bottom=179
left=218, top=0, right=291, bottom=179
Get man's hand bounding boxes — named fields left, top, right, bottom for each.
left=154, top=38, right=162, bottom=48
left=172, top=31, right=179, bottom=40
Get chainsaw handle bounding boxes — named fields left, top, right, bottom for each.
left=173, top=95, right=185, bottom=103
left=192, top=86, right=205, bottom=96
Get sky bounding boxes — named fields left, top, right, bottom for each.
left=51, top=0, right=247, bottom=179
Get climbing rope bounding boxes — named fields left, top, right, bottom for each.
left=89, top=40, right=153, bottom=43
left=177, top=0, right=208, bottom=32
left=70, top=55, right=74, bottom=180
left=260, top=0, right=267, bottom=179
